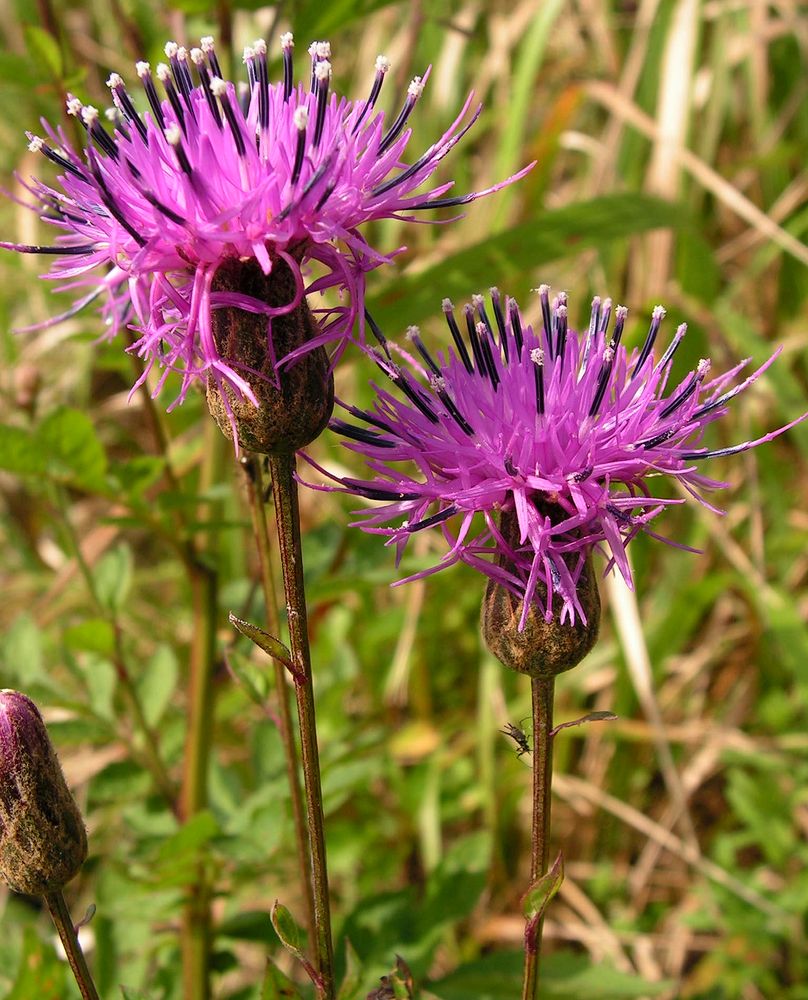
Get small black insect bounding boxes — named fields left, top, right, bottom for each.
left=501, top=721, right=531, bottom=757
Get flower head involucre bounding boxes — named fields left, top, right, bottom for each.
left=2, top=35, right=530, bottom=408
left=312, top=288, right=806, bottom=628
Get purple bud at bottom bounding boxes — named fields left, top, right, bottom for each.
left=0, top=691, right=88, bottom=896
left=205, top=256, right=335, bottom=454
left=481, top=509, right=600, bottom=677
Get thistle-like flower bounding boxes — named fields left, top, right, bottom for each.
left=310, top=287, right=805, bottom=629
left=2, top=34, right=529, bottom=410
left=0, top=690, right=88, bottom=896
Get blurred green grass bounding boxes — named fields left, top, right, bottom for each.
left=0, top=1, right=807, bottom=998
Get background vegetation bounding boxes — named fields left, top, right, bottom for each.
left=0, top=0, right=806, bottom=997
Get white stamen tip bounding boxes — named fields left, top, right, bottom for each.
left=81, top=105, right=99, bottom=125
left=407, top=76, right=424, bottom=99
left=602, top=297, right=613, bottom=309
left=135, top=61, right=150, bottom=77
left=603, top=347, right=615, bottom=363
left=27, top=135, right=44, bottom=152
left=280, top=32, right=294, bottom=50
left=676, top=323, right=688, bottom=337
left=476, top=322, right=487, bottom=336
left=164, top=41, right=179, bottom=59
left=471, top=293, right=484, bottom=308
left=106, top=73, right=123, bottom=89
left=652, top=304, right=666, bottom=320
left=489, top=286, right=500, bottom=296
left=104, top=107, right=120, bottom=122
left=66, top=96, right=83, bottom=116
left=556, top=304, right=568, bottom=318
left=441, top=298, right=454, bottom=311
left=164, top=124, right=182, bottom=146
left=293, top=106, right=309, bottom=130
left=405, top=325, right=419, bottom=341
left=242, top=45, right=256, bottom=63
left=531, top=348, right=544, bottom=366
left=697, top=358, right=711, bottom=376
left=430, top=375, right=446, bottom=392
left=210, top=77, right=228, bottom=97
left=254, top=39, right=267, bottom=56
left=315, top=41, right=331, bottom=59
left=177, top=46, right=188, bottom=61
left=308, top=41, right=318, bottom=57
left=156, top=63, right=171, bottom=82
left=591, top=296, right=601, bottom=307
left=375, top=55, right=390, bottom=73
left=201, top=36, right=215, bottom=52
left=190, top=48, right=204, bottom=65
left=538, top=283, right=550, bottom=296
left=315, top=60, right=332, bottom=81
left=615, top=305, right=628, bottom=320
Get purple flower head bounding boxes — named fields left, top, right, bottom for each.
left=2, top=35, right=530, bottom=409
left=308, top=287, right=806, bottom=628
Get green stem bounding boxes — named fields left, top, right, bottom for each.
left=179, top=560, right=217, bottom=1000
left=44, top=891, right=100, bottom=1000
left=241, top=456, right=316, bottom=950
left=268, top=453, right=335, bottom=1000
left=522, top=676, right=555, bottom=1000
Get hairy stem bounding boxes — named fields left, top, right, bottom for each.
left=241, top=455, right=316, bottom=948
left=44, top=891, right=100, bottom=1000
left=268, top=453, right=335, bottom=1000
left=522, top=676, right=555, bottom=1000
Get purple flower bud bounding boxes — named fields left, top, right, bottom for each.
left=0, top=691, right=87, bottom=895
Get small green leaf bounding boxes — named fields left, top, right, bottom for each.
left=36, top=407, right=108, bottom=492
left=229, top=613, right=295, bottom=671
left=23, top=25, right=63, bottom=78
left=93, top=543, right=133, bottom=614
left=63, top=619, right=115, bottom=656
left=260, top=957, right=304, bottom=1000
left=270, top=901, right=304, bottom=960
left=137, top=644, right=178, bottom=727
left=551, top=711, right=618, bottom=737
left=2, top=613, right=44, bottom=682
left=120, top=988, right=155, bottom=1000
left=0, top=424, right=45, bottom=476
left=336, top=939, right=363, bottom=1000
left=523, top=852, right=564, bottom=920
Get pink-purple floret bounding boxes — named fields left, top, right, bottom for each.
left=3, top=35, right=528, bottom=407
left=310, top=288, right=804, bottom=628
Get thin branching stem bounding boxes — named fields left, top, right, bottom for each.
left=44, top=891, right=100, bottom=1000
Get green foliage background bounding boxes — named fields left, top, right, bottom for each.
left=0, top=0, right=807, bottom=997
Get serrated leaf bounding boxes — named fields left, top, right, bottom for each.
left=523, top=852, right=564, bottom=920
left=137, top=644, right=178, bottom=727
left=260, top=957, right=304, bottom=1000
left=36, top=408, right=108, bottom=492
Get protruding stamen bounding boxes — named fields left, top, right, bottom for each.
left=598, top=297, right=613, bottom=336
left=489, top=287, right=509, bottom=361
left=580, top=295, right=601, bottom=377
left=190, top=47, right=222, bottom=127
left=631, top=304, right=666, bottom=379
left=389, top=367, right=440, bottom=424
left=442, top=299, right=473, bottom=374
left=589, top=344, right=617, bottom=417
left=406, top=325, right=441, bottom=377
left=85, top=146, right=144, bottom=244
left=291, top=106, right=308, bottom=184
left=157, top=62, right=186, bottom=133
left=657, top=322, right=687, bottom=372
left=211, top=77, right=246, bottom=157
left=26, top=132, right=84, bottom=177
left=364, top=309, right=391, bottom=359
left=611, top=305, right=628, bottom=350
left=281, top=32, right=295, bottom=100
left=79, top=104, right=120, bottom=160
left=658, top=357, right=710, bottom=420
left=476, top=321, right=500, bottom=389
left=473, top=292, right=493, bottom=340
left=531, top=348, right=545, bottom=415
left=201, top=36, right=223, bottom=79
left=253, top=38, right=270, bottom=133
left=502, top=302, right=521, bottom=361
left=312, top=60, right=331, bottom=147
left=164, top=124, right=193, bottom=175
left=136, top=61, right=165, bottom=129
left=66, top=96, right=83, bottom=117
left=378, top=75, right=425, bottom=155
left=352, top=54, right=390, bottom=134
left=538, top=284, right=553, bottom=359
left=555, top=303, right=568, bottom=361
left=464, top=304, right=487, bottom=378
left=107, top=72, right=148, bottom=142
